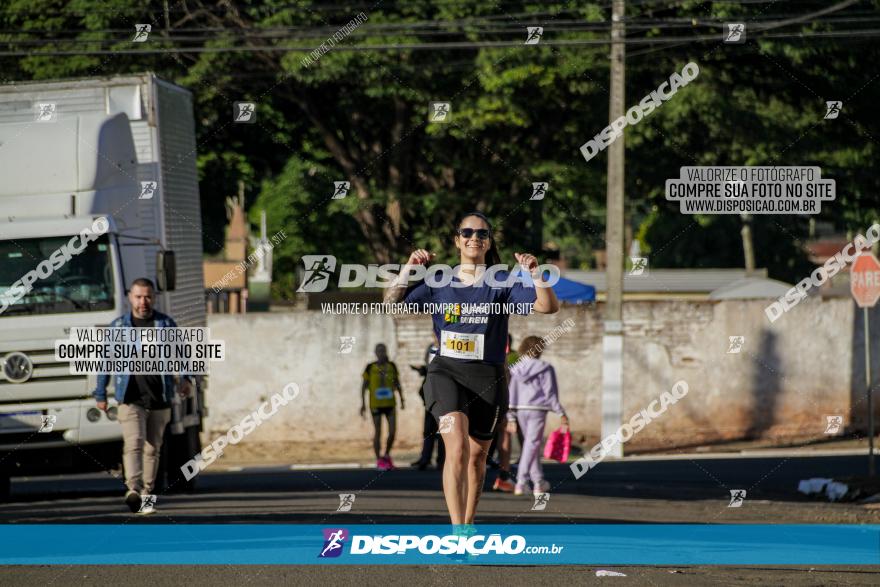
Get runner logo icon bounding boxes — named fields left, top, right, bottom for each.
left=234, top=102, right=256, bottom=123
left=532, top=493, right=549, bottom=511
left=438, top=414, right=455, bottom=434
left=824, top=415, right=843, bottom=434
left=139, top=494, right=157, bottom=514
left=525, top=27, right=543, bottom=45
left=337, top=494, right=355, bottom=512
left=530, top=182, right=548, bottom=200
left=339, top=336, right=356, bottom=354
left=36, top=103, right=57, bottom=122
left=38, top=415, right=56, bottom=433
left=824, top=101, right=842, bottom=120
left=319, top=528, right=348, bottom=558
left=332, top=181, right=350, bottom=199
left=727, top=336, right=745, bottom=354
left=429, top=102, right=451, bottom=122
left=724, top=23, right=745, bottom=43
left=629, top=257, right=648, bottom=275
left=140, top=181, right=157, bottom=200
left=728, top=489, right=746, bottom=507
left=298, top=255, right=337, bottom=292
left=132, top=24, right=151, bottom=42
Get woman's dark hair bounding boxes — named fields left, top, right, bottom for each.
left=456, top=211, right=502, bottom=266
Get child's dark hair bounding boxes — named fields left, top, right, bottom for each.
left=456, top=211, right=502, bottom=266
left=518, top=335, right=545, bottom=359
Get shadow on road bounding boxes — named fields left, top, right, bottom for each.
left=2, top=453, right=870, bottom=509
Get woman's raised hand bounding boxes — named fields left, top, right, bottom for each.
left=514, top=252, right=539, bottom=275
left=407, top=249, right=435, bottom=266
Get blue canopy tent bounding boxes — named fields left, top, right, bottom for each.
left=550, top=274, right=596, bottom=303
left=514, top=270, right=596, bottom=304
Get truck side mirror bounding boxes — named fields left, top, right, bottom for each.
left=157, top=250, right=176, bottom=291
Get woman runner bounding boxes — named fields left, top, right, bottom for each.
left=384, top=211, right=559, bottom=526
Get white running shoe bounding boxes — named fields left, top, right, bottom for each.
left=533, top=480, right=551, bottom=495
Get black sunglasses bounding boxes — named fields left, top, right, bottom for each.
left=457, top=228, right=491, bottom=240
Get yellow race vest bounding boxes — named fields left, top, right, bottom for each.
left=363, top=362, right=399, bottom=409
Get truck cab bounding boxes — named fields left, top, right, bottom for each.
left=0, top=76, right=206, bottom=497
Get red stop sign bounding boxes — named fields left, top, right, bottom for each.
left=851, top=253, right=880, bottom=308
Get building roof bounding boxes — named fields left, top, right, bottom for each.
left=562, top=268, right=769, bottom=298
left=804, top=237, right=849, bottom=265
left=708, top=277, right=793, bottom=300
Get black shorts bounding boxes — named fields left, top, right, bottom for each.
left=423, top=356, right=507, bottom=441
left=371, top=406, right=394, bottom=417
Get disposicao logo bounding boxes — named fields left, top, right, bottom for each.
left=319, top=528, right=348, bottom=558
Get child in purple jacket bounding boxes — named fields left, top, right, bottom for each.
left=507, top=335, right=570, bottom=495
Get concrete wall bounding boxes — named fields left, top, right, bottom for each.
left=204, top=298, right=879, bottom=456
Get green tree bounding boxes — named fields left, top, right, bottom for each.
left=2, top=0, right=878, bottom=290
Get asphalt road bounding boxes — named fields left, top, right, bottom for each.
left=2, top=564, right=880, bottom=586
left=1, top=453, right=879, bottom=584
left=2, top=452, right=879, bottom=523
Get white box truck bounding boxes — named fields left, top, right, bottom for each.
left=0, top=74, right=206, bottom=496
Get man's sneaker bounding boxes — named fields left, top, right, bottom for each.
left=493, top=477, right=515, bottom=493
left=124, top=490, right=141, bottom=513
left=533, top=480, right=551, bottom=495
left=514, top=484, right=527, bottom=496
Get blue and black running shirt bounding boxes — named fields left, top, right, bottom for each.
left=403, top=271, right=537, bottom=364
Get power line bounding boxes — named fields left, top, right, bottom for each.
left=0, top=12, right=880, bottom=41
left=2, top=27, right=878, bottom=57
left=9, top=19, right=880, bottom=47
left=628, top=0, right=863, bottom=57
left=0, top=0, right=839, bottom=16
left=3, top=14, right=879, bottom=49
left=0, top=0, right=613, bottom=17
left=5, top=10, right=879, bottom=37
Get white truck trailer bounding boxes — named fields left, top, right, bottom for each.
left=0, top=74, right=207, bottom=496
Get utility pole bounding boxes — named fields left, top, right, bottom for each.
left=741, top=213, right=756, bottom=275
left=601, top=0, right=625, bottom=458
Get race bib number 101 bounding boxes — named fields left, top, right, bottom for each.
left=440, top=331, right=484, bottom=360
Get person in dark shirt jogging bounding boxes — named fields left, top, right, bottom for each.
left=93, top=278, right=193, bottom=514
left=383, top=211, right=559, bottom=529
left=487, top=334, right=520, bottom=492
left=411, top=341, right=444, bottom=470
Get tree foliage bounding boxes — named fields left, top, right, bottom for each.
left=2, top=0, right=878, bottom=297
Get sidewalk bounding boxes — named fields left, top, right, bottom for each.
left=214, top=436, right=879, bottom=470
